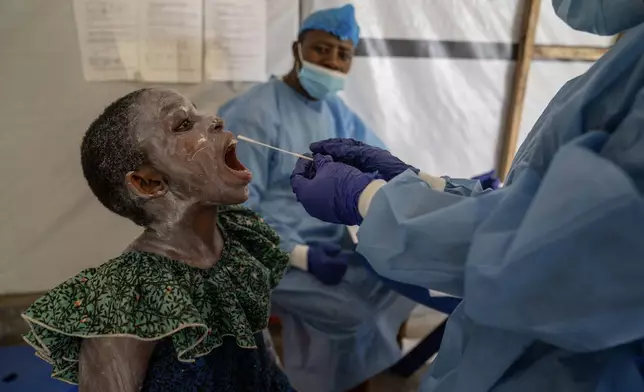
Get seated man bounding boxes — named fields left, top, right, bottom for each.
left=218, top=4, right=415, bottom=392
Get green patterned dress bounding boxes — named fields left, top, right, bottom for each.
left=21, top=206, right=292, bottom=391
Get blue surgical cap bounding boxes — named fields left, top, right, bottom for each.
left=300, top=4, right=360, bottom=47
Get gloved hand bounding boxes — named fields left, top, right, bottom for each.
left=310, top=138, right=419, bottom=181
left=291, top=154, right=379, bottom=225
left=307, top=243, right=352, bottom=285
left=471, top=170, right=501, bottom=190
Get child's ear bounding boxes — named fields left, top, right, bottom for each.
left=292, top=41, right=301, bottom=67
left=125, top=166, right=167, bottom=199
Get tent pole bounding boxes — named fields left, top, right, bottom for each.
left=533, top=45, right=608, bottom=61
left=496, top=0, right=541, bottom=181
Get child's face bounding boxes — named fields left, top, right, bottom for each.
left=136, top=88, right=252, bottom=205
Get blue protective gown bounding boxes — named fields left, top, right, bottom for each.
left=218, top=77, right=415, bottom=392
left=357, top=19, right=644, bottom=392
left=552, top=0, right=644, bottom=35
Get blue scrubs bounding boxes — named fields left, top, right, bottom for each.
left=218, top=78, right=415, bottom=392
left=357, top=20, right=644, bottom=392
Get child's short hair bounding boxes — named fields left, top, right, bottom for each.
left=81, top=89, right=152, bottom=226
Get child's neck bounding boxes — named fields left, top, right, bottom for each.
left=132, top=205, right=224, bottom=269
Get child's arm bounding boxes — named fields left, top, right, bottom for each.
left=78, top=337, right=156, bottom=392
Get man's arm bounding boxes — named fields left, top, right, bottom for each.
left=79, top=337, right=156, bottom=392
left=220, top=107, right=308, bottom=268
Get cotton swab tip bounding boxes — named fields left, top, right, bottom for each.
left=237, top=135, right=314, bottom=161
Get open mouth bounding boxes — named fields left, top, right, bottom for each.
left=224, top=142, right=248, bottom=172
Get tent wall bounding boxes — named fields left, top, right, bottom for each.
left=307, top=0, right=611, bottom=176
left=0, top=0, right=608, bottom=294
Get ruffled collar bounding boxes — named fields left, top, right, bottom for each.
left=22, top=205, right=289, bottom=384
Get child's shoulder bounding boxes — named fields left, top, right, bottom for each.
left=28, top=251, right=179, bottom=299
left=20, top=251, right=185, bottom=336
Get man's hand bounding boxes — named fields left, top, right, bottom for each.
left=307, top=243, right=354, bottom=285
left=290, top=154, right=378, bottom=225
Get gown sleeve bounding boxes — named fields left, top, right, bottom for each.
left=357, top=170, right=504, bottom=298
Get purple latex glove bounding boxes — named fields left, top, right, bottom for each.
left=307, top=243, right=352, bottom=285
left=471, top=170, right=501, bottom=190
left=310, top=138, right=419, bottom=181
left=290, top=154, right=378, bottom=225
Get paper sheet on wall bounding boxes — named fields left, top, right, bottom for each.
left=72, top=0, right=139, bottom=81
left=204, top=0, right=268, bottom=82
left=138, top=0, right=203, bottom=83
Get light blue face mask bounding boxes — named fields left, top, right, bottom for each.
left=297, top=45, right=347, bottom=100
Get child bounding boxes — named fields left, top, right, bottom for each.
left=21, top=88, right=292, bottom=391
